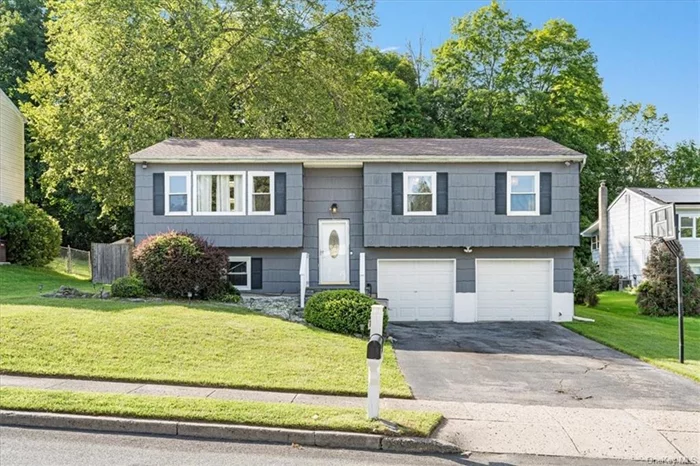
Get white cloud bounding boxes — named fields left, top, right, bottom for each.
left=380, top=46, right=400, bottom=53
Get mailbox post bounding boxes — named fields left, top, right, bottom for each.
left=366, top=304, right=384, bottom=419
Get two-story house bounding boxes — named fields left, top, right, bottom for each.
left=130, top=137, right=584, bottom=322
left=581, top=184, right=700, bottom=280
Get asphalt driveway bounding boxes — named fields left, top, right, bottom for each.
left=388, top=322, right=700, bottom=410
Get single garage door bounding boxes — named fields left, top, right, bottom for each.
left=377, top=260, right=454, bottom=322
left=476, top=259, right=551, bottom=321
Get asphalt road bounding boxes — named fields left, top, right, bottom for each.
left=0, top=427, right=648, bottom=466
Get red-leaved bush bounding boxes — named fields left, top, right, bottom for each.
left=133, top=232, right=228, bottom=298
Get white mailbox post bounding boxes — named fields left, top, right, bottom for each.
left=366, top=304, right=384, bottom=419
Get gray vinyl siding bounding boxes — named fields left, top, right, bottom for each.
left=224, top=248, right=300, bottom=294
left=303, top=168, right=364, bottom=287
left=365, top=247, right=574, bottom=293
left=134, top=163, right=303, bottom=247
left=364, top=162, right=580, bottom=248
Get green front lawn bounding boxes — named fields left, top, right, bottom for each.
left=0, top=266, right=412, bottom=398
left=0, top=387, right=440, bottom=437
left=564, top=291, right=700, bottom=382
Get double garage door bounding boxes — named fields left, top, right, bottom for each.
left=377, top=259, right=551, bottom=322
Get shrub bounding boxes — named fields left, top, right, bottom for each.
left=573, top=259, right=608, bottom=307
left=0, top=202, right=61, bottom=266
left=111, top=275, right=147, bottom=298
left=636, top=241, right=700, bottom=316
left=209, top=282, right=242, bottom=303
left=608, top=274, right=622, bottom=291
left=132, top=232, right=228, bottom=299
left=304, top=289, right=386, bottom=336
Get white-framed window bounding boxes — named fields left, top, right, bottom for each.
left=227, top=256, right=251, bottom=290
left=591, top=235, right=599, bottom=251
left=507, top=171, right=539, bottom=216
left=403, top=171, right=436, bottom=215
left=165, top=172, right=191, bottom=215
left=248, top=172, right=274, bottom=215
left=679, top=215, right=700, bottom=239
left=193, top=171, right=246, bottom=215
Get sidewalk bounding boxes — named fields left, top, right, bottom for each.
left=2, top=374, right=698, bottom=462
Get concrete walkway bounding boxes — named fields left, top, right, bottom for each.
left=2, top=374, right=698, bottom=462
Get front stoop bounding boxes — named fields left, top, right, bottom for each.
left=0, top=410, right=462, bottom=455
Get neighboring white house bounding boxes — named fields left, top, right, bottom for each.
left=582, top=186, right=700, bottom=280
left=0, top=88, right=26, bottom=205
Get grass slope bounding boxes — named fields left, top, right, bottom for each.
left=564, top=291, right=699, bottom=382
left=0, top=387, right=440, bottom=437
left=0, top=266, right=412, bottom=397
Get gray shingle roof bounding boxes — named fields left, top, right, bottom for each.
left=129, top=137, right=584, bottom=162
left=629, top=187, right=700, bottom=205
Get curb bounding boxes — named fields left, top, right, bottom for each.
left=0, top=410, right=462, bottom=454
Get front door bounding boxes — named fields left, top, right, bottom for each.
left=319, top=219, right=350, bottom=285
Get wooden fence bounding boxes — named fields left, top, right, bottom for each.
left=91, top=242, right=133, bottom=284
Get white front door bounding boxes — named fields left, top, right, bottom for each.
left=319, top=219, right=350, bottom=285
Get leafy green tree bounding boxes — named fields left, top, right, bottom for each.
left=0, top=0, right=47, bottom=100
left=664, top=141, right=700, bottom=188
left=21, top=0, right=379, bottom=225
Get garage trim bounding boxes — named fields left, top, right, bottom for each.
left=475, top=258, right=553, bottom=322
left=377, top=258, right=456, bottom=322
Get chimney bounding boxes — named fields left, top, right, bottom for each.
left=598, top=181, right=609, bottom=274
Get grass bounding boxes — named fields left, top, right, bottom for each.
left=563, top=291, right=700, bottom=382
left=46, top=257, right=92, bottom=280
left=0, top=266, right=412, bottom=398
left=0, top=387, right=441, bottom=437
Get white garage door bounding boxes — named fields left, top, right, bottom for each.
left=477, top=260, right=551, bottom=321
left=378, top=260, right=454, bottom=322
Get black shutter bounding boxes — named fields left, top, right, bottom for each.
left=274, top=172, right=286, bottom=215
left=436, top=172, right=448, bottom=215
left=391, top=173, right=403, bottom=215
left=540, top=172, right=552, bottom=215
left=153, top=173, right=165, bottom=216
left=251, top=258, right=263, bottom=290
left=495, top=172, right=507, bottom=215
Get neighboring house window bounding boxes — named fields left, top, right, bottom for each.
left=507, top=171, right=539, bottom=216
left=679, top=216, right=694, bottom=238
left=228, top=256, right=251, bottom=290
left=248, top=172, right=274, bottom=215
left=193, top=172, right=245, bottom=215
left=165, top=172, right=191, bottom=215
left=591, top=235, right=599, bottom=251
left=403, top=172, right=436, bottom=215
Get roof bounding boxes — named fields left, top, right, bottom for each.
left=129, top=137, right=585, bottom=164
left=628, top=187, right=700, bottom=205
left=581, top=220, right=599, bottom=237
left=0, top=88, right=27, bottom=123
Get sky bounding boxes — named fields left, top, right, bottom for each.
left=369, top=0, right=700, bottom=146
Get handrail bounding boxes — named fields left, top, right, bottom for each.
left=299, top=252, right=309, bottom=308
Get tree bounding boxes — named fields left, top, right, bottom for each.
left=21, top=0, right=379, bottom=230
left=664, top=141, right=700, bottom=188
left=636, top=241, right=700, bottom=316
left=0, top=0, right=47, bottom=100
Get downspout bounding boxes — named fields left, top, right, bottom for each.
left=599, top=182, right=609, bottom=275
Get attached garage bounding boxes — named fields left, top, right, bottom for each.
left=476, top=259, right=552, bottom=321
left=377, top=259, right=454, bottom=322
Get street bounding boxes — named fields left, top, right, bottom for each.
left=0, top=427, right=650, bottom=466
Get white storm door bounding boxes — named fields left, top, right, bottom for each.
left=319, top=219, right=350, bottom=285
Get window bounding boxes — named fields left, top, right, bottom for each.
left=228, top=256, right=251, bottom=290
left=403, top=172, right=436, bottom=215
left=507, top=172, right=539, bottom=216
left=248, top=172, right=274, bottom=215
left=591, top=235, right=599, bottom=251
left=165, top=172, right=190, bottom=215
left=193, top=172, right=245, bottom=215
left=680, top=216, right=694, bottom=238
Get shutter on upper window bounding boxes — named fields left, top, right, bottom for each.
left=274, top=172, right=286, bottom=215
left=436, top=173, right=448, bottom=215
left=495, top=172, right=507, bottom=215
left=540, top=172, right=552, bottom=215
left=153, top=173, right=165, bottom=216
left=391, top=173, right=403, bottom=215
